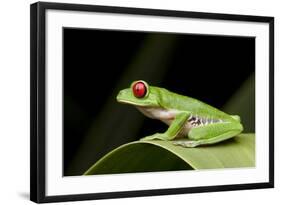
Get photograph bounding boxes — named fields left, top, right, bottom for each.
left=63, top=28, right=256, bottom=176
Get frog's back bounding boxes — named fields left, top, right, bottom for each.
left=153, top=87, right=233, bottom=121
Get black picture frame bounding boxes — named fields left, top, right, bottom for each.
left=30, top=2, right=274, bottom=203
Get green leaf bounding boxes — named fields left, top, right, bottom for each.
left=84, top=133, right=255, bottom=175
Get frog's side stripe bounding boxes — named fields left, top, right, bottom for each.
left=188, top=115, right=223, bottom=127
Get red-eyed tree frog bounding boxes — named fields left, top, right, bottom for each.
left=116, top=80, right=243, bottom=148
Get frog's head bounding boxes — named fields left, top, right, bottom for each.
left=116, top=80, right=159, bottom=107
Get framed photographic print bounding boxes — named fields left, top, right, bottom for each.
left=30, top=2, right=274, bottom=203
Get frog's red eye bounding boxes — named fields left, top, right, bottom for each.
left=132, top=81, right=147, bottom=98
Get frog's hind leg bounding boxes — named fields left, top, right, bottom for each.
left=173, top=130, right=241, bottom=148
left=173, top=122, right=243, bottom=148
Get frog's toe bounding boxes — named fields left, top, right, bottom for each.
left=140, top=133, right=166, bottom=141
left=173, top=140, right=199, bottom=148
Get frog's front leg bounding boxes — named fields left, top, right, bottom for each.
left=140, top=112, right=190, bottom=141
left=173, top=121, right=243, bottom=147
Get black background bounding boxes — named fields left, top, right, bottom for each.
left=63, top=28, right=255, bottom=176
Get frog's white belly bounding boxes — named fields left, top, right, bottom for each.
left=136, top=106, right=192, bottom=137
left=136, top=106, right=177, bottom=121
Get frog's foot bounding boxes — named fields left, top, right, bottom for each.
left=140, top=133, right=169, bottom=141
left=173, top=140, right=200, bottom=148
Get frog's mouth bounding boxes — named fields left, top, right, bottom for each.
left=116, top=98, right=136, bottom=105
left=116, top=98, right=152, bottom=107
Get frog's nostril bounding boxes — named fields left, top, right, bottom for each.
left=117, top=90, right=124, bottom=100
